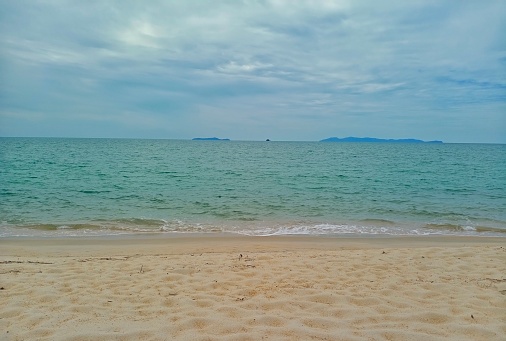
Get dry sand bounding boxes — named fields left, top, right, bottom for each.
left=0, top=235, right=505, bottom=340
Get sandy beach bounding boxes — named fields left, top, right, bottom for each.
left=1, top=235, right=505, bottom=340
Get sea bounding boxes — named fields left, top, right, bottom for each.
left=1, top=138, right=505, bottom=238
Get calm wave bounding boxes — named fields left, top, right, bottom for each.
left=1, top=138, right=505, bottom=237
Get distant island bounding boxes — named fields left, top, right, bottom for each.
left=320, top=137, right=443, bottom=143
left=192, top=137, right=230, bottom=141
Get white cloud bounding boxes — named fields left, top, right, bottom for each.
left=117, top=19, right=163, bottom=48
left=216, top=61, right=273, bottom=74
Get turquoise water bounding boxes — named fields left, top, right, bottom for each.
left=1, top=138, right=505, bottom=237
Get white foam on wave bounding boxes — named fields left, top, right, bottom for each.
left=56, top=225, right=73, bottom=229
left=231, top=223, right=409, bottom=236
left=228, top=222, right=503, bottom=237
left=1, top=220, right=504, bottom=238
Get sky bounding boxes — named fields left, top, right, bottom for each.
left=0, top=0, right=505, bottom=143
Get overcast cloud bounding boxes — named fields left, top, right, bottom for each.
left=1, top=0, right=505, bottom=142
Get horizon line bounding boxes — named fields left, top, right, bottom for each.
left=2, top=135, right=505, bottom=144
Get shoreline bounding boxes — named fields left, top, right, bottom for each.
left=1, top=234, right=505, bottom=340
left=1, top=234, right=505, bottom=257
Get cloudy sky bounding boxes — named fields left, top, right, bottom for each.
left=1, top=0, right=505, bottom=142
